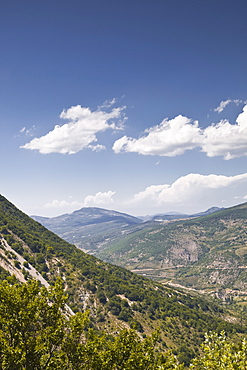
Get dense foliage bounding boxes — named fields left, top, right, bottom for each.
left=1, top=279, right=247, bottom=369
left=190, top=331, right=247, bottom=369
left=0, top=278, right=182, bottom=370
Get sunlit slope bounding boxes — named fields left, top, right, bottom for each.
left=98, top=203, right=247, bottom=294
left=0, top=194, right=245, bottom=363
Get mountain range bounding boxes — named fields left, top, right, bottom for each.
left=140, top=207, right=224, bottom=221
left=0, top=194, right=245, bottom=365
left=33, top=203, right=247, bottom=304
left=99, top=203, right=247, bottom=302
left=32, top=206, right=222, bottom=252
left=32, top=207, right=144, bottom=253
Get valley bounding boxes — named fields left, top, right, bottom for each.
left=33, top=202, right=247, bottom=304
left=0, top=194, right=246, bottom=366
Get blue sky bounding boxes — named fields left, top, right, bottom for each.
left=1, top=0, right=247, bottom=217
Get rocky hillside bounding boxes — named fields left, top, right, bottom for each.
left=0, top=194, right=245, bottom=364
left=98, top=203, right=247, bottom=303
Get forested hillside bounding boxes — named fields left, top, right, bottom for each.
left=2, top=278, right=247, bottom=369
left=0, top=194, right=246, bottom=366
left=98, top=203, right=247, bottom=302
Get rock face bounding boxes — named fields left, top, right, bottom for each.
left=0, top=234, right=49, bottom=287
left=168, top=239, right=200, bottom=263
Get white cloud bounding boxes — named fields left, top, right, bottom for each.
left=88, top=144, right=106, bottom=152
left=99, top=98, right=118, bottom=109
left=83, top=190, right=115, bottom=206
left=214, top=99, right=243, bottom=113
left=19, top=125, right=36, bottom=137
left=43, top=191, right=116, bottom=215
left=113, top=115, right=202, bottom=157
left=44, top=199, right=83, bottom=211
left=130, top=173, right=247, bottom=213
left=132, top=184, right=170, bottom=203
left=201, top=105, right=247, bottom=159
left=113, top=104, right=247, bottom=160
left=21, top=104, right=126, bottom=154
left=214, top=99, right=232, bottom=113
left=38, top=175, right=247, bottom=217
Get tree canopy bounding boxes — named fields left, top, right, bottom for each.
left=1, top=278, right=247, bottom=369
left=0, top=278, right=182, bottom=370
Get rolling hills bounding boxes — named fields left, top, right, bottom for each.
left=0, top=194, right=245, bottom=364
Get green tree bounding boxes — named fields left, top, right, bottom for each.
left=0, top=278, right=76, bottom=369
left=190, top=331, right=247, bottom=369
left=68, top=329, right=183, bottom=370
left=0, top=278, right=182, bottom=369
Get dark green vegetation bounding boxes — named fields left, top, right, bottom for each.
left=0, top=195, right=247, bottom=366
left=98, top=203, right=247, bottom=302
left=1, top=279, right=181, bottom=370
left=1, top=279, right=247, bottom=369
left=3, top=279, right=247, bottom=369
